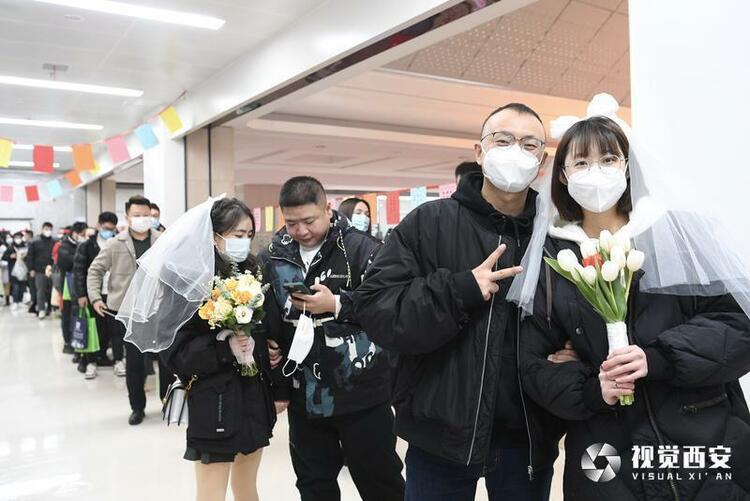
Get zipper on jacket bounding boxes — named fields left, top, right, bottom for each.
left=681, top=393, right=727, bottom=414
left=466, top=235, right=502, bottom=466
left=216, top=393, right=225, bottom=433
left=627, top=294, right=680, bottom=501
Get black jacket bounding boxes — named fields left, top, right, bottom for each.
left=25, top=236, right=54, bottom=273
left=57, top=237, right=78, bottom=274
left=73, top=236, right=101, bottom=300
left=2, top=242, right=24, bottom=274
left=520, top=236, right=750, bottom=500
left=353, top=172, right=564, bottom=471
left=160, top=260, right=276, bottom=456
left=259, top=211, right=390, bottom=418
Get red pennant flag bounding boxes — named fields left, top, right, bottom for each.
left=33, top=145, right=54, bottom=173
left=25, top=185, right=40, bottom=202
left=65, top=170, right=82, bottom=187
left=72, top=144, right=96, bottom=171
left=386, top=191, right=400, bottom=225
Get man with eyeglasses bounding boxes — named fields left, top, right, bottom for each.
left=355, top=104, right=573, bottom=501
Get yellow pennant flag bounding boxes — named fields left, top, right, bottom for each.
left=0, top=138, right=12, bottom=168
left=264, top=206, right=274, bottom=232
left=159, top=106, right=184, bottom=134
left=275, top=207, right=285, bottom=230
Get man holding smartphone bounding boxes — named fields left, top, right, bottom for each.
left=260, top=176, right=404, bottom=501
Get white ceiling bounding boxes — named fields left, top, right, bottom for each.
left=387, top=0, right=630, bottom=105
left=0, top=0, right=322, bottom=173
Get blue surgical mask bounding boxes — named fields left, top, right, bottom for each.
left=151, top=219, right=160, bottom=230
left=350, top=213, right=370, bottom=233
left=99, top=229, right=114, bottom=240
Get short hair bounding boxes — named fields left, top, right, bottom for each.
left=279, top=176, right=326, bottom=208
left=125, top=195, right=151, bottom=214
left=480, top=103, right=544, bottom=137
left=149, top=203, right=160, bottom=212
left=71, top=221, right=88, bottom=234
left=551, top=116, right=632, bottom=222
left=42, top=221, right=53, bottom=229
left=98, top=211, right=118, bottom=225
left=455, top=161, right=482, bottom=179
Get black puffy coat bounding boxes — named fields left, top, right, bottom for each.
left=25, top=236, right=54, bottom=273
left=73, top=236, right=100, bottom=300
left=520, top=236, right=750, bottom=500
left=160, top=260, right=276, bottom=456
left=354, top=173, right=564, bottom=471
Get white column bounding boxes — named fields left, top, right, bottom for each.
left=142, top=138, right=186, bottom=227
left=629, top=0, right=750, bottom=398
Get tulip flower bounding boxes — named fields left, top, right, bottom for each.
left=610, top=246, right=627, bottom=269
left=627, top=250, right=645, bottom=272
left=613, top=231, right=631, bottom=253
left=601, top=261, right=620, bottom=282
left=599, top=230, right=615, bottom=253
left=581, top=265, right=597, bottom=285
left=557, top=249, right=579, bottom=273
left=582, top=253, right=603, bottom=269
left=580, top=239, right=599, bottom=259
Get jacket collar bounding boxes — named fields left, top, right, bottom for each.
left=269, top=211, right=350, bottom=268
left=116, top=229, right=157, bottom=260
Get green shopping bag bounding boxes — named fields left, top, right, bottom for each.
left=74, top=307, right=101, bottom=354
left=62, top=273, right=73, bottom=301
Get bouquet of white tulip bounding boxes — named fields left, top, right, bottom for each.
left=544, top=230, right=645, bottom=405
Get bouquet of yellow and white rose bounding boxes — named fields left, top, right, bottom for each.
left=198, top=268, right=270, bottom=376
left=544, top=230, right=646, bottom=405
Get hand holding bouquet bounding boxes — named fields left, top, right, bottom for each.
left=544, top=230, right=645, bottom=405
left=198, top=268, right=269, bottom=376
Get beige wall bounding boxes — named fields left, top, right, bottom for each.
left=185, top=126, right=236, bottom=207
left=240, top=184, right=282, bottom=209
left=209, top=127, right=235, bottom=198
left=186, top=128, right=209, bottom=209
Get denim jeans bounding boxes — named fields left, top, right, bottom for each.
left=405, top=445, right=553, bottom=501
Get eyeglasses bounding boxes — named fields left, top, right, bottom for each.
left=480, top=131, right=546, bottom=157
left=565, top=154, right=627, bottom=174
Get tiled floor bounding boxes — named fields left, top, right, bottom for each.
left=0, top=305, right=563, bottom=500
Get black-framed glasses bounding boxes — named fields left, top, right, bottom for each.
left=480, top=131, right=546, bottom=157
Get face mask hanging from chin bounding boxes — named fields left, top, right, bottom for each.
left=282, top=302, right=317, bottom=379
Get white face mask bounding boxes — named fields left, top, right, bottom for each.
left=283, top=311, right=315, bottom=377
left=217, top=234, right=251, bottom=263
left=129, top=216, right=152, bottom=233
left=566, top=167, right=628, bottom=214
left=14, top=238, right=22, bottom=246
left=481, top=144, right=540, bottom=193
left=350, top=213, right=370, bottom=232
left=42, top=229, right=52, bottom=238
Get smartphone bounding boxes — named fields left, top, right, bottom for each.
left=284, top=282, right=314, bottom=296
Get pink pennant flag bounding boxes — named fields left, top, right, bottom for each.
left=105, top=136, right=131, bottom=165
left=438, top=183, right=457, bottom=199
left=0, top=185, right=12, bottom=202
left=253, top=208, right=262, bottom=229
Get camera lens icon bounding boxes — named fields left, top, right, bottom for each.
left=581, top=443, right=621, bottom=482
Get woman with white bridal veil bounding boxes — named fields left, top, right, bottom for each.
left=517, top=95, right=750, bottom=500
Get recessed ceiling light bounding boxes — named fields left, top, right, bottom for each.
left=0, top=117, right=103, bottom=130
left=34, top=0, right=225, bottom=30
left=13, top=144, right=73, bottom=152
left=9, top=161, right=61, bottom=168
left=0, top=75, right=143, bottom=97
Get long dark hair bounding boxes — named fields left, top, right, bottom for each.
left=211, top=198, right=257, bottom=277
left=338, top=197, right=372, bottom=233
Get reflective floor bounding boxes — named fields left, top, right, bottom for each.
left=0, top=305, right=562, bottom=501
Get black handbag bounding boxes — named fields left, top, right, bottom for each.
left=162, top=375, right=196, bottom=426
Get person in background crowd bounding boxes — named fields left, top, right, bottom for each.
left=355, top=104, right=572, bottom=501
left=74, top=212, right=119, bottom=380
left=0, top=231, right=11, bottom=306
left=58, top=222, right=87, bottom=357
left=160, top=198, right=275, bottom=501
left=88, top=195, right=169, bottom=425
left=23, top=230, right=36, bottom=313
left=454, top=160, right=483, bottom=184
left=2, top=232, right=29, bottom=310
left=26, top=222, right=55, bottom=319
left=262, top=176, right=404, bottom=501
left=150, top=203, right=166, bottom=232
left=337, top=197, right=372, bottom=234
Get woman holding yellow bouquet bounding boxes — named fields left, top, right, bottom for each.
left=518, top=103, right=750, bottom=500
left=117, top=197, right=275, bottom=501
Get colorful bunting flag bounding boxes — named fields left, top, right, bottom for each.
left=275, top=207, right=285, bottom=230
left=72, top=144, right=96, bottom=172
left=105, top=136, right=131, bottom=165
left=438, top=183, right=457, bottom=199
left=134, top=124, right=159, bottom=150
left=362, top=193, right=378, bottom=223
left=46, top=179, right=63, bottom=198
left=65, top=170, right=82, bottom=187
left=264, top=206, right=274, bottom=233
left=252, top=208, right=262, bottom=229
left=386, top=192, right=400, bottom=224
left=410, top=186, right=427, bottom=208
left=159, top=106, right=184, bottom=134
left=0, top=185, right=12, bottom=202
left=0, top=138, right=12, bottom=168
left=25, top=185, right=40, bottom=202
left=33, top=145, right=54, bottom=173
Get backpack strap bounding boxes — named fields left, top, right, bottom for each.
left=542, top=245, right=554, bottom=329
